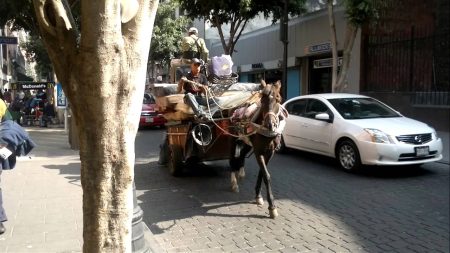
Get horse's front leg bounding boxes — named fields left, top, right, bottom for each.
left=256, top=153, right=278, bottom=218
left=255, top=169, right=264, bottom=206
left=229, top=141, right=250, bottom=193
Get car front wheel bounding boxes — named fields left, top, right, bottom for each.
left=337, top=140, right=361, bottom=171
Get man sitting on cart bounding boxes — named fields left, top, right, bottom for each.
left=179, top=58, right=218, bottom=121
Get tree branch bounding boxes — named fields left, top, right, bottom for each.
left=33, top=0, right=79, bottom=97
left=231, top=18, right=248, bottom=55
left=33, top=0, right=57, bottom=36
left=214, top=15, right=228, bottom=54
left=336, top=24, right=358, bottom=91
left=327, top=0, right=339, bottom=92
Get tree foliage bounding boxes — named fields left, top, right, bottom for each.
left=0, top=0, right=38, bottom=33
left=20, top=34, right=53, bottom=79
left=0, top=0, right=81, bottom=80
left=176, top=0, right=306, bottom=56
left=150, top=1, right=190, bottom=67
left=343, top=0, right=383, bottom=26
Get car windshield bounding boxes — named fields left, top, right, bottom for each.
left=143, top=93, right=155, bottom=104
left=328, top=97, right=401, bottom=119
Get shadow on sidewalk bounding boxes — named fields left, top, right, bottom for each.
left=43, top=163, right=81, bottom=186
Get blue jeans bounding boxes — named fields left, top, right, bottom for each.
left=0, top=169, right=6, bottom=222
left=184, top=93, right=218, bottom=117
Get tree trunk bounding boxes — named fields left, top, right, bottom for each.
left=327, top=0, right=339, bottom=92
left=214, top=17, right=230, bottom=55
left=32, top=0, right=158, bottom=252
left=335, top=24, right=358, bottom=92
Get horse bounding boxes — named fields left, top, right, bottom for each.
left=228, top=80, right=287, bottom=219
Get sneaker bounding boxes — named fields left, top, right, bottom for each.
left=0, top=222, right=5, bottom=235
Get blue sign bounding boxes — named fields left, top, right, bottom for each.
left=0, top=36, right=18, bottom=44
left=56, top=83, right=67, bottom=107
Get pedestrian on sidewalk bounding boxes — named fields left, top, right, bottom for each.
left=0, top=97, right=36, bottom=234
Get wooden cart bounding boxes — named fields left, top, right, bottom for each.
left=165, top=118, right=235, bottom=176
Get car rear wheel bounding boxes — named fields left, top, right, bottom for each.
left=337, top=140, right=361, bottom=171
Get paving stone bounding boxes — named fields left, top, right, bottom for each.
left=3, top=129, right=449, bottom=253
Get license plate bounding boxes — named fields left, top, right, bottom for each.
left=415, top=146, right=429, bottom=157
left=145, top=117, right=154, bottom=123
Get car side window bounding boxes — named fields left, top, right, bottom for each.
left=305, top=99, right=329, bottom=119
left=285, top=99, right=307, bottom=116
left=143, top=93, right=156, bottom=104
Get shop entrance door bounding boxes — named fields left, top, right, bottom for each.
left=309, top=57, right=332, bottom=94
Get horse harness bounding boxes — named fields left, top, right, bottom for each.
left=231, top=102, right=289, bottom=146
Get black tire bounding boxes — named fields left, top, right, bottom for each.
left=185, top=156, right=200, bottom=169
left=276, top=135, right=288, bottom=154
left=168, top=144, right=184, bottom=177
left=336, top=139, right=361, bottom=171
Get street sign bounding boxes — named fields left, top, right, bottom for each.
left=304, top=42, right=332, bottom=55
left=313, top=57, right=343, bottom=69
left=11, top=81, right=55, bottom=90
left=0, top=36, right=18, bottom=44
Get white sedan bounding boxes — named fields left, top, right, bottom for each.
left=280, top=93, right=443, bottom=171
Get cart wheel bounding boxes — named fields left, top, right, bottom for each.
left=168, top=144, right=183, bottom=177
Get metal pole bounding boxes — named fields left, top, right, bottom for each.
left=281, top=0, right=289, bottom=100
left=282, top=41, right=288, bottom=100
left=409, top=26, right=415, bottom=92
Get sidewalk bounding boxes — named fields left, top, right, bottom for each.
left=0, top=127, right=161, bottom=253
left=0, top=128, right=82, bottom=252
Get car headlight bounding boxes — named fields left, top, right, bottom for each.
left=364, top=128, right=394, bottom=144
left=428, top=127, right=439, bottom=140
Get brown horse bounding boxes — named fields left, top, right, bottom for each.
left=229, top=80, right=286, bottom=219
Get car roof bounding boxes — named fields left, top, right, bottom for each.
left=284, top=93, right=370, bottom=103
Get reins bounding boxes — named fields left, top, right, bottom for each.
left=184, top=79, right=286, bottom=139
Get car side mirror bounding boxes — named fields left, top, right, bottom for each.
left=315, top=113, right=332, bottom=123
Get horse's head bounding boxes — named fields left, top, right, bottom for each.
left=259, top=80, right=282, bottom=133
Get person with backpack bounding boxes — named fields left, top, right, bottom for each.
left=180, top=27, right=209, bottom=64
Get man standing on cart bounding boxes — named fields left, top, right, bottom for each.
left=180, top=27, right=209, bottom=64
left=179, top=58, right=218, bottom=121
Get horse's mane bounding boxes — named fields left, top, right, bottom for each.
left=246, top=92, right=262, bottom=105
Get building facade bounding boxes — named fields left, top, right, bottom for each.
left=208, top=7, right=359, bottom=101
left=0, top=26, right=33, bottom=91
left=207, top=2, right=449, bottom=131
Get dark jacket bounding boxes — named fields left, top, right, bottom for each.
left=0, top=120, right=36, bottom=170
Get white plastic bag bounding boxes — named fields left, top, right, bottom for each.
left=211, top=54, right=233, bottom=76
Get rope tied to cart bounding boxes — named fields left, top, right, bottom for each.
left=181, top=78, right=288, bottom=143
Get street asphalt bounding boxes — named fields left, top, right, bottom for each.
left=0, top=127, right=448, bottom=252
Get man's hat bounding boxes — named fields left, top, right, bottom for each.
left=191, top=58, right=201, bottom=65
left=188, top=27, right=198, bottom=34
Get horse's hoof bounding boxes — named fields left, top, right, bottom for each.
left=231, top=173, right=239, bottom=192
left=269, top=208, right=278, bottom=219
left=238, top=168, right=246, bottom=179
left=256, top=197, right=264, bottom=206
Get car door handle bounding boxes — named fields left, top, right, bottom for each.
left=301, top=123, right=308, bottom=127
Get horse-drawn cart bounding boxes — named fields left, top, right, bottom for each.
left=165, top=118, right=236, bottom=176
left=158, top=77, right=287, bottom=218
